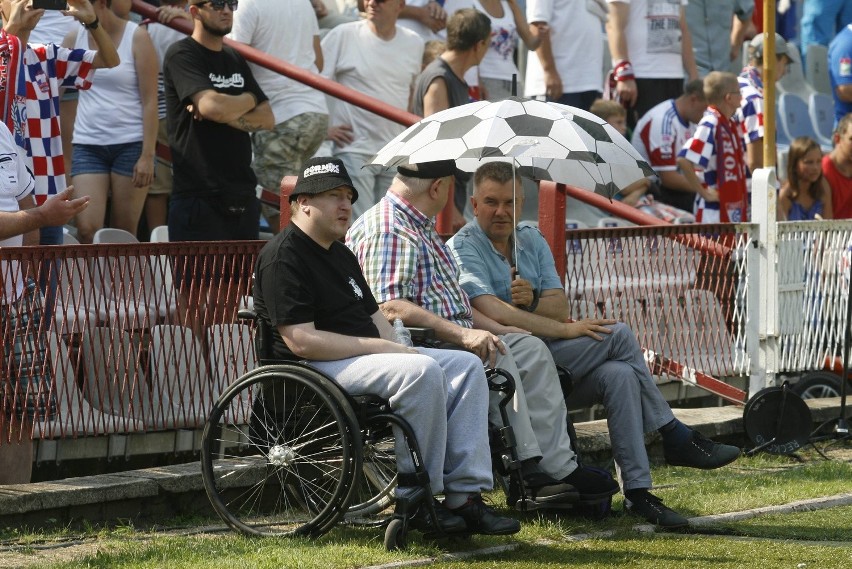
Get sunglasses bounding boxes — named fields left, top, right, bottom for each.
left=194, top=0, right=238, bottom=11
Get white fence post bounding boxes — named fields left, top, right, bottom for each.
left=749, top=167, right=779, bottom=397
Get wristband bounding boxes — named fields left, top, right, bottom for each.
left=613, top=59, right=635, bottom=82
left=83, top=17, right=100, bottom=30
left=522, top=293, right=540, bottom=313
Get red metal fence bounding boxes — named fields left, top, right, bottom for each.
left=1, top=242, right=260, bottom=443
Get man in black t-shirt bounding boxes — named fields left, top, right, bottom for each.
left=253, top=157, right=521, bottom=537
left=163, top=0, right=273, bottom=242
left=163, top=0, right=273, bottom=337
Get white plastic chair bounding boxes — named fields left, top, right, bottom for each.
left=148, top=324, right=211, bottom=429
left=150, top=225, right=169, bottom=243
left=207, top=324, right=257, bottom=424
left=93, top=227, right=166, bottom=326
left=778, top=43, right=817, bottom=102
left=805, top=44, right=831, bottom=95
left=808, top=92, right=835, bottom=146
left=34, top=334, right=144, bottom=438
left=778, top=93, right=832, bottom=152
left=62, top=231, right=80, bottom=245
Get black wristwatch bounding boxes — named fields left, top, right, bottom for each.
left=83, top=17, right=99, bottom=30
left=522, top=293, right=540, bottom=313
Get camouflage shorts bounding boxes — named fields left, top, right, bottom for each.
left=252, top=112, right=329, bottom=193
left=1, top=279, right=55, bottom=421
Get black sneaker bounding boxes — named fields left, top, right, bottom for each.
left=664, top=431, right=741, bottom=470
left=562, top=465, right=620, bottom=503
left=507, top=471, right=579, bottom=508
left=624, top=489, right=689, bottom=528
left=452, top=494, right=521, bottom=535
left=409, top=499, right=467, bottom=535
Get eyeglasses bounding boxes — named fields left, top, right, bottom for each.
left=194, top=0, right=238, bottom=11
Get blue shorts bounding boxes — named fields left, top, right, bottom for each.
left=71, top=141, right=143, bottom=178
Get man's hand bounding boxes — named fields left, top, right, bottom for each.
left=64, top=0, right=98, bottom=27
left=378, top=340, right=419, bottom=355
left=157, top=5, right=191, bottom=23
left=419, top=2, right=446, bottom=33
left=616, top=78, right=638, bottom=107
left=565, top=318, right=616, bottom=341
left=42, top=187, right=90, bottom=226
left=543, top=69, right=563, bottom=101
left=459, top=328, right=506, bottom=368
left=698, top=185, right=719, bottom=203
left=328, top=124, right=354, bottom=147
left=3, top=0, right=44, bottom=35
left=510, top=268, right=534, bottom=308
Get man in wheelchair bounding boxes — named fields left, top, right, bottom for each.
left=447, top=162, right=742, bottom=528
left=346, top=160, right=621, bottom=510
left=253, top=157, right=520, bottom=537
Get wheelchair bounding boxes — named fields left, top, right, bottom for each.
left=200, top=312, right=584, bottom=547
left=201, top=310, right=444, bottom=548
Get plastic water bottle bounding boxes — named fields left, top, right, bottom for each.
left=393, top=318, right=413, bottom=347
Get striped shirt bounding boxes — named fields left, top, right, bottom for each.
left=345, top=191, right=474, bottom=328
left=678, top=109, right=722, bottom=222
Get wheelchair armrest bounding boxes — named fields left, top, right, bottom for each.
left=237, top=308, right=258, bottom=322
left=555, top=364, right=573, bottom=397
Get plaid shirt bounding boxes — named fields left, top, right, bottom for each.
left=736, top=66, right=764, bottom=145
left=3, top=32, right=96, bottom=203
left=346, top=191, right=474, bottom=328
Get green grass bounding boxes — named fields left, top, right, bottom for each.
left=4, top=449, right=851, bottom=569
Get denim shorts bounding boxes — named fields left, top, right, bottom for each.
left=71, top=141, right=143, bottom=178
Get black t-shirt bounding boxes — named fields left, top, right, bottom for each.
left=163, top=37, right=267, bottom=198
left=254, top=223, right=381, bottom=360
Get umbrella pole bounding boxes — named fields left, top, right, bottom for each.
left=513, top=159, right=519, bottom=277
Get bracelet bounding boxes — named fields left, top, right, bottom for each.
left=83, top=17, right=99, bottom=30
left=613, top=59, right=635, bottom=82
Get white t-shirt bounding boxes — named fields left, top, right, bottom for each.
left=397, top=0, right=445, bottom=42
left=524, top=0, right=605, bottom=97
left=0, top=128, right=36, bottom=304
left=607, top=0, right=687, bottom=79
left=28, top=11, right=77, bottom=46
left=445, top=0, right=519, bottom=84
left=321, top=21, right=424, bottom=156
left=229, top=0, right=327, bottom=124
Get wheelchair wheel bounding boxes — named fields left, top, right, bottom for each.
left=346, top=416, right=398, bottom=519
left=201, top=364, right=362, bottom=537
left=384, top=517, right=407, bottom=551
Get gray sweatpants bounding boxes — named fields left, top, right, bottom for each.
left=493, top=333, right=577, bottom=480
left=545, top=323, right=675, bottom=491
left=309, top=347, right=492, bottom=497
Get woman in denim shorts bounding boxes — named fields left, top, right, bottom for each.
left=67, top=0, right=159, bottom=242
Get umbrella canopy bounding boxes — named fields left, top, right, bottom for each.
left=368, top=97, right=655, bottom=197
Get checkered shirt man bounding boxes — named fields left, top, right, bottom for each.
left=678, top=110, right=726, bottom=222
left=7, top=34, right=96, bottom=204
left=736, top=67, right=764, bottom=146
left=345, top=190, right=474, bottom=328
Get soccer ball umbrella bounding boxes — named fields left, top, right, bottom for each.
left=367, top=97, right=655, bottom=198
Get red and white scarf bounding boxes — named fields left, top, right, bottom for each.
left=0, top=29, right=22, bottom=133
left=710, top=105, right=748, bottom=222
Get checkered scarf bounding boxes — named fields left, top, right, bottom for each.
left=0, top=29, right=22, bottom=133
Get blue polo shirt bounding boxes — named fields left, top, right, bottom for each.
left=447, top=221, right=563, bottom=303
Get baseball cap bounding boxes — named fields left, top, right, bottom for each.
left=290, top=157, right=358, bottom=203
left=749, top=33, right=790, bottom=60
